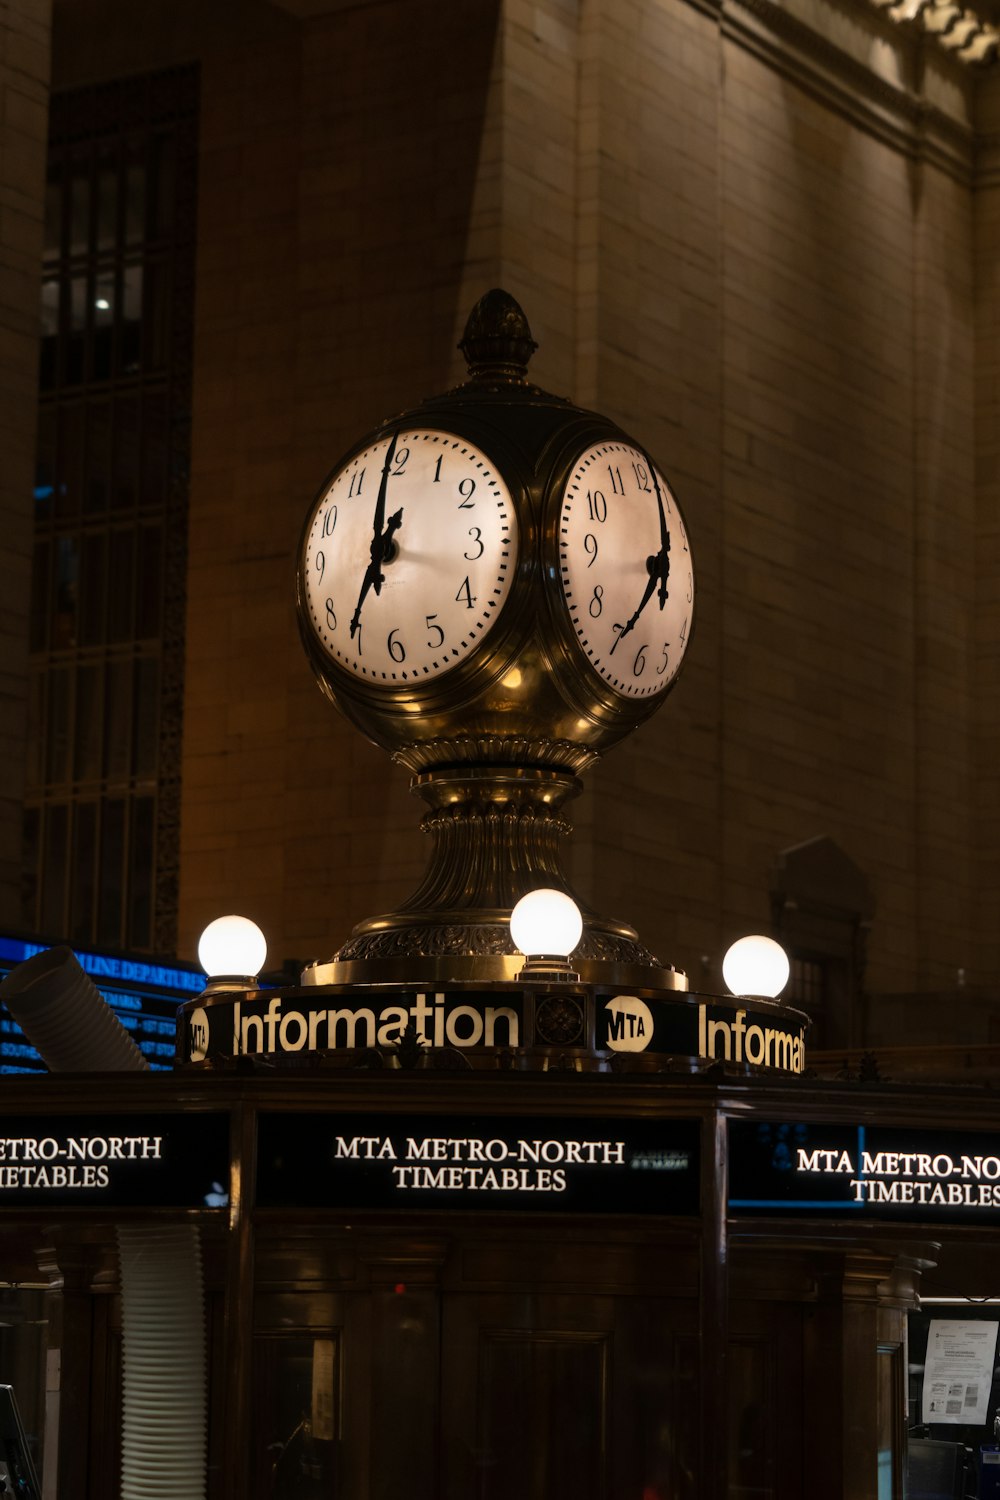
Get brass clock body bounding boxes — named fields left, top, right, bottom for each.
left=295, top=291, right=695, bottom=987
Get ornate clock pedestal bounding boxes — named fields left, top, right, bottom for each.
left=307, top=757, right=684, bottom=989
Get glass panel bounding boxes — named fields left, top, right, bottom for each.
left=107, top=530, right=134, bottom=642
left=252, top=1337, right=339, bottom=1500
left=73, top=663, right=103, bottom=781
left=103, top=659, right=132, bottom=781
left=96, top=144, right=118, bottom=252
left=878, top=1346, right=902, bottom=1500
left=70, top=800, right=98, bottom=943
left=92, top=274, right=115, bottom=381
left=97, top=798, right=125, bottom=947
left=45, top=667, right=71, bottom=784
left=66, top=275, right=87, bottom=384
left=135, top=526, right=162, bottom=638
left=132, top=657, right=159, bottom=778
left=84, top=399, right=111, bottom=514
left=121, top=264, right=143, bottom=375
left=44, top=167, right=62, bottom=259
left=29, top=541, right=49, bottom=653
left=68, top=148, right=90, bottom=257
left=26, top=672, right=44, bottom=789
left=51, top=535, right=79, bottom=649
left=141, top=393, right=167, bottom=507
left=21, top=807, right=39, bottom=930
left=39, top=279, right=59, bottom=389
left=113, top=397, right=140, bottom=511
left=79, top=533, right=107, bottom=647
left=149, top=132, right=175, bottom=239
left=57, top=402, right=84, bottom=518
left=35, top=405, right=56, bottom=518
left=127, top=796, right=155, bottom=949
left=144, top=259, right=168, bottom=370
left=41, top=803, right=68, bottom=938
left=124, top=138, right=146, bottom=245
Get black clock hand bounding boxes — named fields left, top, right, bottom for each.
left=651, top=467, right=671, bottom=609
left=609, top=566, right=658, bottom=655
left=350, top=432, right=403, bottom=639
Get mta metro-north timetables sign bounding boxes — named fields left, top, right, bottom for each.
left=729, top=1119, right=1000, bottom=1225
left=257, top=1114, right=701, bottom=1216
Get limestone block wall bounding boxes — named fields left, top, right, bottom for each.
left=45, top=0, right=993, bottom=1006
left=0, top=0, right=49, bottom=928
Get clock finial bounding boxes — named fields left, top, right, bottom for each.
left=459, top=288, right=538, bottom=384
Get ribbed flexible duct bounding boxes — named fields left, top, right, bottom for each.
left=0, top=945, right=207, bottom=1500
left=0, top=945, right=147, bottom=1071
left=117, top=1225, right=207, bottom=1499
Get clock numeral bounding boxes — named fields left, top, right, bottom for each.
left=583, top=533, right=598, bottom=567
left=348, top=470, right=364, bottom=498
left=464, top=526, right=484, bottom=561
left=589, top=584, right=604, bottom=618
left=656, top=643, right=670, bottom=675
left=586, top=489, right=607, bottom=524
left=680, top=617, right=688, bottom=644
left=388, top=628, right=406, bottom=664
left=433, top=455, right=443, bottom=482
left=458, top=477, right=476, bottom=509
left=392, top=446, right=410, bottom=476
left=633, top=643, right=648, bottom=677
left=631, top=461, right=651, bottom=493
left=322, top=504, right=338, bottom=536
left=315, top=549, right=325, bottom=583
left=608, top=464, right=625, bottom=496
left=425, top=614, right=445, bottom=649
left=325, top=598, right=337, bottom=632
left=686, top=575, right=693, bottom=604
left=456, top=576, right=477, bottom=609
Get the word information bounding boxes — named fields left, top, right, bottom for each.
left=729, top=1121, right=1000, bottom=1224
left=257, top=1114, right=701, bottom=1216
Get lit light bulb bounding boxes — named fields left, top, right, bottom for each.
left=197, top=915, right=267, bottom=980
left=722, top=935, right=789, bottom=999
left=510, top=889, right=583, bottom=960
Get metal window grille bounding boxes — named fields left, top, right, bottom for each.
left=24, top=68, right=198, bottom=953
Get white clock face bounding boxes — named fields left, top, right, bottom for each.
left=558, top=441, right=694, bottom=699
left=301, top=429, right=517, bottom=684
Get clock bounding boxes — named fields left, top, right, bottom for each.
left=557, top=440, right=693, bottom=700
left=295, top=289, right=695, bottom=989
left=299, top=428, right=517, bottom=685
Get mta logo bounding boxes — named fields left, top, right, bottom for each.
left=604, top=996, right=654, bottom=1053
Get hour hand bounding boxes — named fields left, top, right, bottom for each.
left=609, top=567, right=658, bottom=656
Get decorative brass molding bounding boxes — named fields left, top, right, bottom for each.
left=392, top=736, right=601, bottom=775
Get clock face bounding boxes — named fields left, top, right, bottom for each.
left=558, top=441, right=694, bottom=699
left=301, top=429, right=517, bottom=685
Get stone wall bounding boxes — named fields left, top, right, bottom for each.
left=0, top=0, right=49, bottom=928
left=42, top=0, right=995, bottom=1008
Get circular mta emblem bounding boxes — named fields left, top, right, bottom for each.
left=534, top=994, right=584, bottom=1046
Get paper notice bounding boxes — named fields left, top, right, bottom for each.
left=922, top=1319, right=999, bottom=1426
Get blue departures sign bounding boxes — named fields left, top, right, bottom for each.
left=0, top=935, right=205, bottom=1073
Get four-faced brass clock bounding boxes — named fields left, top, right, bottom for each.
left=296, top=289, right=695, bottom=986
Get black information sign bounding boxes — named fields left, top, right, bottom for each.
left=257, top=1113, right=701, bottom=1215
left=0, top=1113, right=230, bottom=1208
left=729, top=1119, right=1000, bottom=1224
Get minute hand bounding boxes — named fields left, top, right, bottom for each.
left=350, top=430, right=403, bottom=639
